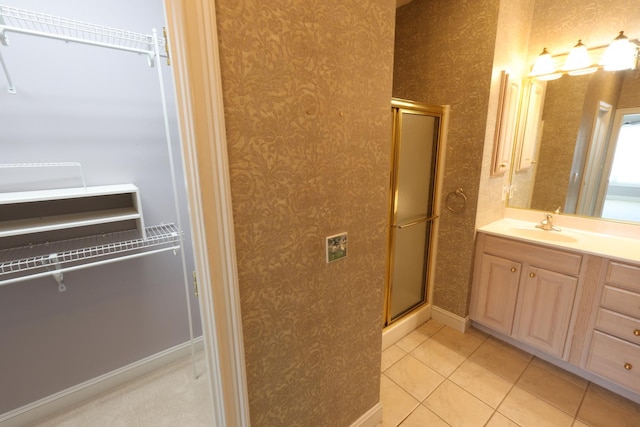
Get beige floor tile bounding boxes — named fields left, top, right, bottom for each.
left=572, top=421, right=589, bottom=427
left=398, top=404, right=450, bottom=427
left=487, top=337, right=533, bottom=361
left=449, top=360, right=514, bottom=408
left=576, top=384, right=640, bottom=427
left=586, top=383, right=640, bottom=414
left=382, top=345, right=407, bottom=372
left=380, top=375, right=420, bottom=427
left=396, top=330, right=429, bottom=353
left=424, top=380, right=494, bottom=427
left=385, top=354, right=445, bottom=401
left=469, top=340, right=530, bottom=382
left=430, top=326, right=487, bottom=357
left=416, top=320, right=445, bottom=337
left=410, top=338, right=466, bottom=377
left=498, top=386, right=574, bottom=427
left=530, top=358, right=588, bottom=389
left=516, top=363, right=585, bottom=416
left=486, top=412, right=520, bottom=427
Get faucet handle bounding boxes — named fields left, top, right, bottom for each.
left=554, top=206, right=561, bottom=214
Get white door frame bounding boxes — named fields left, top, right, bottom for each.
left=163, top=1, right=250, bottom=426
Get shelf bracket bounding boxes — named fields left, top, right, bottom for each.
left=49, top=254, right=66, bottom=292
left=0, top=47, right=16, bottom=94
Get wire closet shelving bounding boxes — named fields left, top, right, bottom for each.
left=0, top=4, right=197, bottom=373
left=0, top=4, right=169, bottom=93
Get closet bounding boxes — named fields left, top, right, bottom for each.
left=0, top=1, right=203, bottom=423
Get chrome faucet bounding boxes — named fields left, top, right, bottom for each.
left=536, top=213, right=560, bottom=231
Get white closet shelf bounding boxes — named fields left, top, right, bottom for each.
left=0, top=223, right=181, bottom=286
left=0, top=183, right=139, bottom=203
left=0, top=4, right=166, bottom=59
left=0, top=184, right=146, bottom=240
left=0, top=4, right=168, bottom=93
left=0, top=207, right=140, bottom=238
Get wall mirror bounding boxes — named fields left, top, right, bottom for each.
left=504, top=0, right=640, bottom=224
left=507, top=62, right=640, bottom=225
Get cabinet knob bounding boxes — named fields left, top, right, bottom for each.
left=624, top=363, right=633, bottom=371
left=529, top=272, right=536, bottom=278
left=634, top=329, right=640, bottom=337
left=511, top=267, right=517, bottom=273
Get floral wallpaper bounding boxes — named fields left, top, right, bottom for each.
left=214, top=1, right=395, bottom=426
left=394, top=0, right=501, bottom=317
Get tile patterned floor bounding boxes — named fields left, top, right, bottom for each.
left=380, top=320, right=640, bottom=427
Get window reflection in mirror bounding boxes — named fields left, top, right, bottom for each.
left=601, top=111, right=640, bottom=222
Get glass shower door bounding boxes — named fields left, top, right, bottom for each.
left=386, top=102, right=441, bottom=324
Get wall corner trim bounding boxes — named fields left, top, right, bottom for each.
left=164, top=0, right=251, bottom=425
left=431, top=305, right=470, bottom=333
left=349, top=402, right=383, bottom=427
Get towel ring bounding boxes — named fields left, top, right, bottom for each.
left=446, top=188, right=467, bottom=213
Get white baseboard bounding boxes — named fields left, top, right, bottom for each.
left=350, top=402, right=382, bottom=427
left=382, top=304, right=431, bottom=350
left=431, top=305, right=470, bottom=333
left=0, top=338, right=204, bottom=427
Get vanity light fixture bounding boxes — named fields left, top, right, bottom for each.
left=601, top=31, right=637, bottom=71
left=530, top=31, right=638, bottom=80
left=530, top=48, right=562, bottom=80
left=562, top=40, right=598, bottom=75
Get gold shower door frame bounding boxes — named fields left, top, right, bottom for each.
left=384, top=99, right=447, bottom=327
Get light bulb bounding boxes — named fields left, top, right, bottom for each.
left=601, top=31, right=637, bottom=71
left=531, top=48, right=561, bottom=80
left=563, top=40, right=596, bottom=75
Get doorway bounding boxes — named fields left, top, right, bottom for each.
left=384, top=99, right=446, bottom=326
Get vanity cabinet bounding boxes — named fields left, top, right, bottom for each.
left=472, top=253, right=520, bottom=335
left=584, top=261, right=640, bottom=393
left=513, top=266, right=578, bottom=358
left=471, top=233, right=582, bottom=359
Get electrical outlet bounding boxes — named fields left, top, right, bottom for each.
left=326, top=232, right=347, bottom=263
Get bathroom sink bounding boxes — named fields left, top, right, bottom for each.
left=508, top=227, right=579, bottom=243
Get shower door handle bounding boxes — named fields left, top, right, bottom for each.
left=392, top=215, right=438, bottom=229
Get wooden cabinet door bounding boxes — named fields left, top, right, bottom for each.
left=472, top=254, right=521, bottom=335
left=514, top=267, right=578, bottom=358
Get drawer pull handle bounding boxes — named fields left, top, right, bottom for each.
left=511, top=267, right=517, bottom=273
left=624, top=363, right=633, bottom=370
left=529, top=272, right=536, bottom=278
left=634, top=330, right=640, bottom=337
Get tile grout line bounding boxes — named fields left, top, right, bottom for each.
left=572, top=383, right=590, bottom=427
left=485, top=352, right=534, bottom=427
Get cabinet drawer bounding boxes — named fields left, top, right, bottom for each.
left=600, top=285, right=640, bottom=319
left=483, top=234, right=581, bottom=275
left=595, top=308, right=640, bottom=346
left=587, top=331, right=640, bottom=393
left=607, top=262, right=640, bottom=293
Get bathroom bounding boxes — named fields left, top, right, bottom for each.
left=1, top=0, right=639, bottom=426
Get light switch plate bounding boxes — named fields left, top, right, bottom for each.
left=326, top=232, right=347, bottom=263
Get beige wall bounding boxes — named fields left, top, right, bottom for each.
left=476, top=0, right=535, bottom=228
left=214, top=1, right=395, bottom=425
left=210, top=1, right=640, bottom=424
left=394, top=0, right=501, bottom=316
